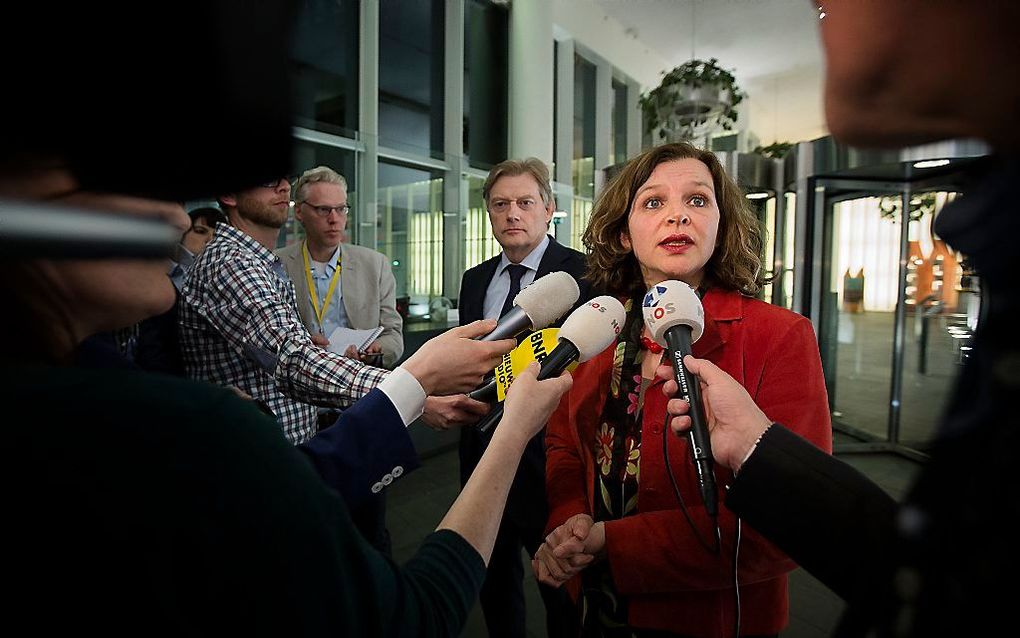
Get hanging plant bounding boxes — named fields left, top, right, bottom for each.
left=752, top=141, right=795, bottom=159
left=639, top=58, right=747, bottom=141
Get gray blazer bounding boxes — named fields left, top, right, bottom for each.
left=276, top=241, right=404, bottom=368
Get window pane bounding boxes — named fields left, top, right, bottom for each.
left=572, top=54, right=596, bottom=199
left=899, top=192, right=971, bottom=448
left=463, top=174, right=501, bottom=271
left=378, top=162, right=445, bottom=322
left=465, top=0, right=508, bottom=170
left=379, top=0, right=444, bottom=157
left=611, top=79, right=628, bottom=165
left=820, top=196, right=900, bottom=440
left=291, top=0, right=359, bottom=137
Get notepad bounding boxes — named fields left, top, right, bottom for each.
left=326, top=326, right=385, bottom=355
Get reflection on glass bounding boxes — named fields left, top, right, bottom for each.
left=781, top=192, right=796, bottom=309
left=379, top=0, right=444, bottom=156
left=822, top=196, right=899, bottom=439
left=610, top=79, right=628, bottom=165
left=760, top=196, right=777, bottom=302
left=821, top=192, right=975, bottom=447
left=463, top=175, right=502, bottom=270
left=378, top=162, right=444, bottom=323
left=291, top=0, right=359, bottom=136
left=464, top=0, right=508, bottom=169
left=573, top=54, right=596, bottom=200
left=898, top=192, right=971, bottom=448
left=569, top=196, right=593, bottom=251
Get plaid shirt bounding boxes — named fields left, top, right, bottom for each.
left=178, top=224, right=388, bottom=443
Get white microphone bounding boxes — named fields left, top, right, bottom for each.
left=477, top=296, right=625, bottom=433
left=476, top=270, right=580, bottom=342
left=468, top=271, right=580, bottom=402
left=642, top=281, right=717, bottom=518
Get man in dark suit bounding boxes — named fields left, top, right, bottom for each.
left=458, top=158, right=588, bottom=638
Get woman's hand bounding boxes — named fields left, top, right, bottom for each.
left=532, top=513, right=601, bottom=587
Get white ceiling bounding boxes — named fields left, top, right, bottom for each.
left=590, top=0, right=828, bottom=144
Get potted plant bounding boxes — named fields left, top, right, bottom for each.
left=639, top=58, right=747, bottom=142
left=752, top=141, right=795, bottom=159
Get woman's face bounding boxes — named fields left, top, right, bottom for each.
left=621, top=158, right=720, bottom=290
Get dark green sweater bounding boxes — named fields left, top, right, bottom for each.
left=4, top=365, right=484, bottom=636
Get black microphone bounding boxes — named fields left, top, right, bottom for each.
left=476, top=296, right=625, bottom=434
left=467, top=271, right=580, bottom=402
left=642, top=281, right=717, bottom=519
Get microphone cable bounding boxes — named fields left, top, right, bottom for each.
left=662, top=411, right=744, bottom=638
left=661, top=411, right=720, bottom=555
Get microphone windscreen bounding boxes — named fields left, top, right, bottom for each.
left=641, top=281, right=705, bottom=347
left=513, top=271, right=581, bottom=329
left=559, top=296, right=626, bottom=362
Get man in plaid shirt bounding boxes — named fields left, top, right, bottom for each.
left=179, top=177, right=390, bottom=444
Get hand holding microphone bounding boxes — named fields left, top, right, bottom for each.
left=468, top=271, right=581, bottom=402
left=642, top=281, right=718, bottom=518
left=476, top=295, right=626, bottom=433
left=661, top=355, right=772, bottom=474
left=475, top=271, right=581, bottom=342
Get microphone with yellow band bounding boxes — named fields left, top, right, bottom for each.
left=491, top=328, right=579, bottom=402
left=476, top=296, right=626, bottom=434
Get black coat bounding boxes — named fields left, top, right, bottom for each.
left=457, top=235, right=590, bottom=533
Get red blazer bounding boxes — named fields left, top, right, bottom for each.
left=545, top=288, right=832, bottom=637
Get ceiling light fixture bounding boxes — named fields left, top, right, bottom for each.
left=913, top=159, right=950, bottom=169
left=745, top=192, right=770, bottom=200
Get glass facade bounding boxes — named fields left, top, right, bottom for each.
left=464, top=0, right=508, bottom=170
left=463, top=174, right=502, bottom=270
left=291, top=0, right=360, bottom=137
left=570, top=54, right=597, bottom=249
left=611, top=78, right=628, bottom=165
left=817, top=190, right=974, bottom=449
left=379, top=0, right=445, bottom=156
left=377, top=161, right=445, bottom=317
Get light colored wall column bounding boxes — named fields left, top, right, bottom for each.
left=443, top=0, right=466, bottom=300
left=358, top=0, right=380, bottom=251
left=509, top=0, right=554, bottom=163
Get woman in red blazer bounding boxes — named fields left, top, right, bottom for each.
left=534, top=142, right=832, bottom=638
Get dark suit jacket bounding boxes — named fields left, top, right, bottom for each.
left=457, top=235, right=590, bottom=533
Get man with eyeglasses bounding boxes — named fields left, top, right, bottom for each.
left=277, top=166, right=403, bottom=370
left=457, top=157, right=588, bottom=638
left=178, top=173, right=400, bottom=448
left=274, top=166, right=405, bottom=553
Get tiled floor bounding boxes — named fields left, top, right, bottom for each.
left=388, top=432, right=924, bottom=637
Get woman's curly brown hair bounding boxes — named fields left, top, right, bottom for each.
left=582, top=142, right=766, bottom=299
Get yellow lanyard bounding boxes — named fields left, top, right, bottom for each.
left=302, top=241, right=343, bottom=332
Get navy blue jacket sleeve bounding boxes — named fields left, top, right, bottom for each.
left=298, top=388, right=421, bottom=508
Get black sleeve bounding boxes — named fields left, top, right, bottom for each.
left=726, top=424, right=899, bottom=605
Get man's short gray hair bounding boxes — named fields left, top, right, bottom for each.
left=482, top=158, right=554, bottom=207
left=293, top=166, right=348, bottom=202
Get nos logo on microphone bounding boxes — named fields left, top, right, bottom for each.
left=589, top=300, right=622, bottom=335
left=643, top=285, right=676, bottom=322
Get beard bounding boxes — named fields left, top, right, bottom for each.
left=236, top=193, right=288, bottom=229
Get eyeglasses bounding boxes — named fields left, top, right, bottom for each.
left=259, top=177, right=292, bottom=190
left=488, top=197, right=540, bottom=214
left=301, top=202, right=351, bottom=217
